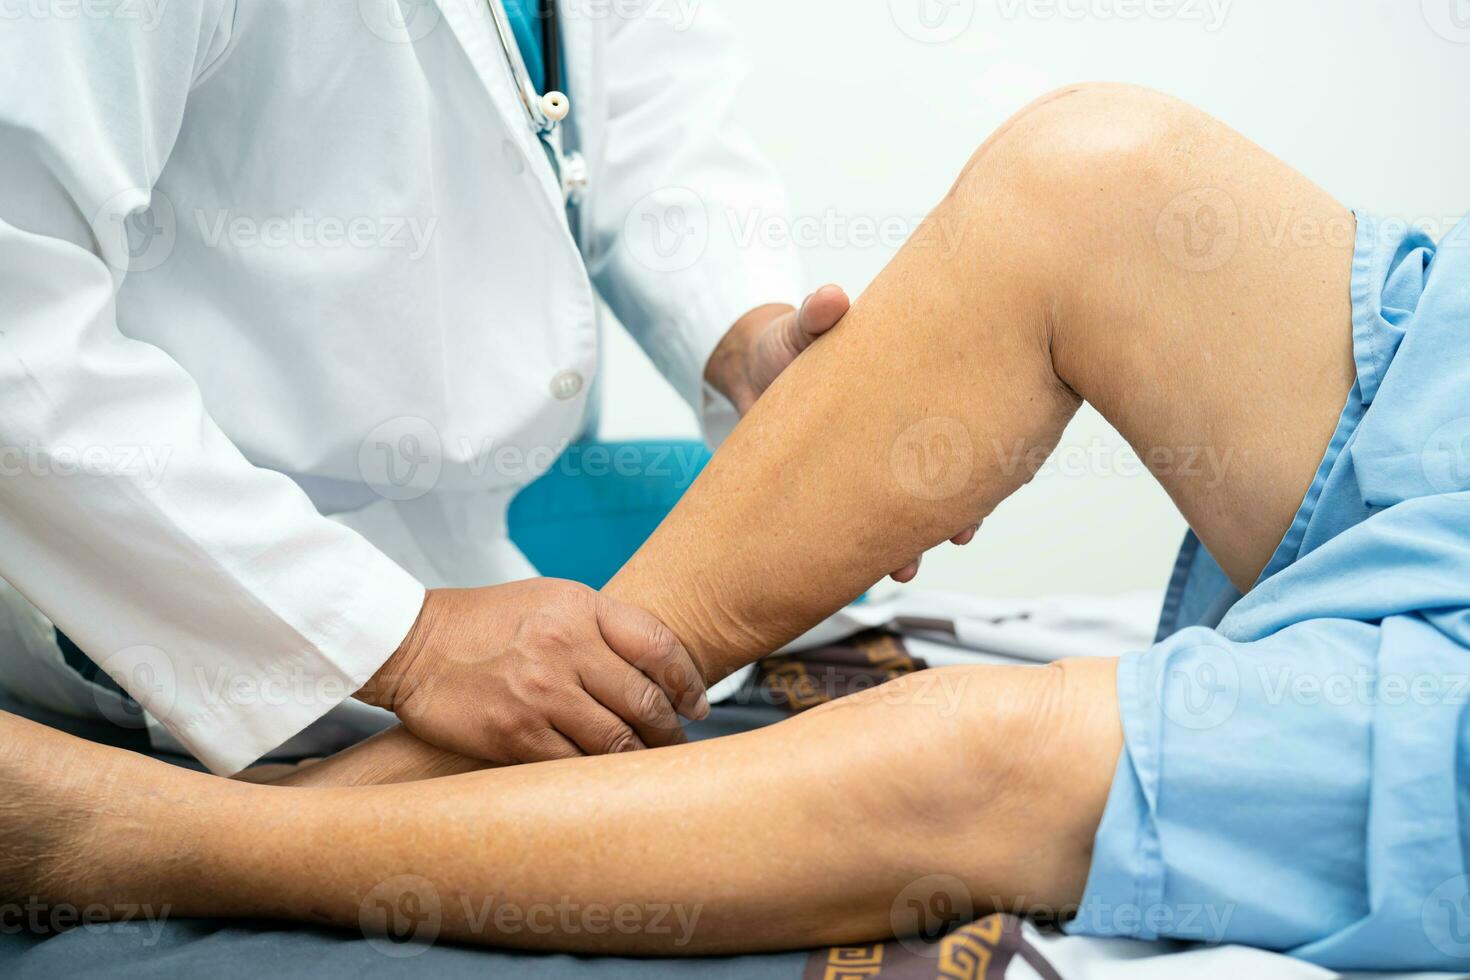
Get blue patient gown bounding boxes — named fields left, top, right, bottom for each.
left=1070, top=212, right=1470, bottom=970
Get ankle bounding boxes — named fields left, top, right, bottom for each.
left=0, top=713, right=102, bottom=906
left=0, top=712, right=212, bottom=915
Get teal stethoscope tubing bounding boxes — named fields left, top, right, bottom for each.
left=487, top=0, right=587, bottom=208
left=488, top=0, right=565, bottom=138
left=539, top=0, right=562, bottom=101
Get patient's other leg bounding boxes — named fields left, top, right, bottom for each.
left=607, top=83, right=1355, bottom=683
left=0, top=656, right=1122, bottom=955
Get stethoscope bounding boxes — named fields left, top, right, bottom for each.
left=486, top=0, right=589, bottom=206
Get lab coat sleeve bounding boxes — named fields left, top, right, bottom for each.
left=0, top=5, right=426, bottom=774
left=587, top=0, right=804, bottom=441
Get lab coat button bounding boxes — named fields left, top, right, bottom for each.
left=551, top=370, right=584, bottom=400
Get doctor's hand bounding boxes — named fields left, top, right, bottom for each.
left=705, top=284, right=852, bottom=416
left=706, top=285, right=980, bottom=582
left=356, top=581, right=710, bottom=764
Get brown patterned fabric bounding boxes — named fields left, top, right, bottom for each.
left=802, top=915, right=1066, bottom=980
left=757, top=629, right=928, bottom=713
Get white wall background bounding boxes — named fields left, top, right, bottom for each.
left=598, top=0, right=1470, bottom=599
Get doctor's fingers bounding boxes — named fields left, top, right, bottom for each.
left=512, top=727, right=585, bottom=763
left=754, top=285, right=851, bottom=377
left=582, top=657, right=690, bottom=749
left=594, top=594, right=708, bottom=720
left=889, top=523, right=982, bottom=581
left=793, top=284, right=850, bottom=346
left=952, top=523, right=982, bottom=546
left=551, top=693, right=649, bottom=756
left=890, top=557, right=921, bottom=583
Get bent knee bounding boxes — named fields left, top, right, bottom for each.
left=947, top=82, right=1214, bottom=224
left=956, top=659, right=1122, bottom=899
left=954, top=658, right=1121, bottom=802
left=836, top=660, right=1123, bottom=906
left=841, top=660, right=1119, bottom=817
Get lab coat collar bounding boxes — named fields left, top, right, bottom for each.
left=432, top=0, right=568, bottom=214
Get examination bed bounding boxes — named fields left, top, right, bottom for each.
left=1, top=629, right=1460, bottom=980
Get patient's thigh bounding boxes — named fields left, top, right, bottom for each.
left=988, top=86, right=1357, bottom=589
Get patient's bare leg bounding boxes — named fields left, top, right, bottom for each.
left=2, top=84, right=1357, bottom=954
left=0, top=656, right=1120, bottom=954
left=607, top=83, right=1354, bottom=684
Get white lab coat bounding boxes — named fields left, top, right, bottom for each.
left=0, top=0, right=801, bottom=773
